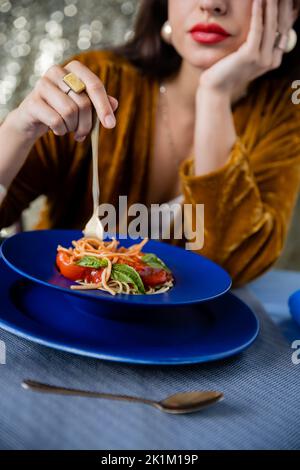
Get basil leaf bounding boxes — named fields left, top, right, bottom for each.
left=141, top=253, right=171, bottom=273
left=111, top=264, right=145, bottom=294
left=76, top=256, right=108, bottom=269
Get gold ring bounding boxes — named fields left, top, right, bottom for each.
left=63, top=72, right=86, bottom=94
left=274, top=30, right=297, bottom=54
left=275, top=32, right=287, bottom=51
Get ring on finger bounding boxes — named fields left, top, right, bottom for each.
left=275, top=32, right=288, bottom=51
left=63, top=72, right=86, bottom=94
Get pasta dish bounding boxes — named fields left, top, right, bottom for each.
left=56, top=237, right=174, bottom=296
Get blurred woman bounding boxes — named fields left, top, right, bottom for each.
left=0, top=0, right=300, bottom=286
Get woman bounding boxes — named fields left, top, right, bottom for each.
left=0, top=0, right=300, bottom=287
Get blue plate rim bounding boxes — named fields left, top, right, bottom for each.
left=0, top=259, right=259, bottom=365
left=0, top=308, right=260, bottom=365
left=0, top=230, right=233, bottom=306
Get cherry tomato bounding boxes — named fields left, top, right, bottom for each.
left=56, top=252, right=86, bottom=281
left=56, top=252, right=103, bottom=283
left=84, top=269, right=103, bottom=284
left=137, top=265, right=172, bottom=287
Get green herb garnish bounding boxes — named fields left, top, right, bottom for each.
left=111, top=264, right=145, bottom=294
left=141, top=253, right=171, bottom=273
left=76, top=256, right=108, bottom=269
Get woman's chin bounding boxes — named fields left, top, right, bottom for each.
left=184, top=50, right=229, bottom=70
left=178, top=38, right=237, bottom=70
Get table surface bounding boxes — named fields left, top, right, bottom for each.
left=248, top=268, right=300, bottom=342
left=0, top=267, right=300, bottom=450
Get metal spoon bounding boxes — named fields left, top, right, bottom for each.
left=22, top=380, right=223, bottom=415
left=82, top=115, right=104, bottom=240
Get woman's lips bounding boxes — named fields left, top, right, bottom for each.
left=189, top=23, right=231, bottom=44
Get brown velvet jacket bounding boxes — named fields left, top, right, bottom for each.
left=1, top=49, right=300, bottom=287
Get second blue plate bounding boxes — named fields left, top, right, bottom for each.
left=0, top=258, right=258, bottom=365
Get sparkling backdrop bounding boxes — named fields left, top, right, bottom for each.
left=0, top=0, right=138, bottom=120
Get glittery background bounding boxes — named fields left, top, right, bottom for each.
left=0, top=0, right=137, bottom=119
left=0, top=0, right=299, bottom=268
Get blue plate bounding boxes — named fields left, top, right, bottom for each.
left=288, top=290, right=300, bottom=327
left=0, top=258, right=258, bottom=365
left=1, top=230, right=232, bottom=306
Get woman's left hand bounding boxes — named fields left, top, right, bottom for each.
left=199, top=0, right=295, bottom=101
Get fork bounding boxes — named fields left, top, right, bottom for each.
left=82, top=115, right=104, bottom=240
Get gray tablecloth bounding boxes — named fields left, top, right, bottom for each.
left=0, top=285, right=299, bottom=450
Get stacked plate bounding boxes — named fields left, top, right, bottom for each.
left=0, top=230, right=259, bottom=365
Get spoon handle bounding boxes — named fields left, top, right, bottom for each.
left=22, top=380, right=154, bottom=406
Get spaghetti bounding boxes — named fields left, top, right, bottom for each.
left=56, top=237, right=174, bottom=296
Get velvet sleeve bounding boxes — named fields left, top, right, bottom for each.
left=0, top=129, right=74, bottom=230
left=0, top=49, right=117, bottom=230
left=179, top=87, right=300, bottom=287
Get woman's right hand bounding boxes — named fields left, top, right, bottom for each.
left=13, top=59, right=119, bottom=143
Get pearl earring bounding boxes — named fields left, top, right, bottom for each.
left=275, top=28, right=298, bottom=54
left=286, top=28, right=297, bottom=53
left=161, top=20, right=173, bottom=44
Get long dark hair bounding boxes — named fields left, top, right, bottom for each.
left=114, top=0, right=300, bottom=83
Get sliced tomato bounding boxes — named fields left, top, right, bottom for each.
left=56, top=251, right=103, bottom=283
left=84, top=269, right=104, bottom=284
left=137, top=265, right=172, bottom=288
left=56, top=251, right=86, bottom=281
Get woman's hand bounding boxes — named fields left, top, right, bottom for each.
left=199, top=0, right=295, bottom=100
left=12, top=60, right=119, bottom=143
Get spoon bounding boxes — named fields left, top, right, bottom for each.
left=22, top=380, right=223, bottom=415
left=82, top=115, right=104, bottom=240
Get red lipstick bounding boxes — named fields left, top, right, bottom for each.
left=189, top=23, right=231, bottom=44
